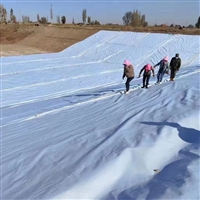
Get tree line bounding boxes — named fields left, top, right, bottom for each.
left=0, top=5, right=16, bottom=23
left=0, top=4, right=200, bottom=28
left=122, top=9, right=200, bottom=29
left=34, top=7, right=100, bottom=25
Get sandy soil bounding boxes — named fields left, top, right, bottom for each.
left=1, top=44, right=47, bottom=57
left=0, top=24, right=99, bottom=57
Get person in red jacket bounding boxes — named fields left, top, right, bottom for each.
left=138, top=64, right=155, bottom=88
left=122, top=60, right=135, bottom=94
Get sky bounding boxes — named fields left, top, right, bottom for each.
left=1, top=0, right=200, bottom=26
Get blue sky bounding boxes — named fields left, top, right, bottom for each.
left=2, top=0, right=200, bottom=26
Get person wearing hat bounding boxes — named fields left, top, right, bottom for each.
left=138, top=63, right=155, bottom=88
left=122, top=60, right=135, bottom=94
left=169, top=53, right=181, bottom=81
left=154, top=56, right=169, bottom=84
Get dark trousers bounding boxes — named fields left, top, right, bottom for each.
left=157, top=69, right=166, bottom=82
left=143, top=75, right=150, bottom=87
left=125, top=77, right=134, bottom=91
left=170, top=69, right=177, bottom=79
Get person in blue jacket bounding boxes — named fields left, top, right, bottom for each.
left=154, top=56, right=169, bottom=84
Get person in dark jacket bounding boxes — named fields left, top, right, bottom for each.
left=138, top=64, right=155, bottom=88
left=169, top=53, right=181, bottom=81
left=154, top=56, right=169, bottom=84
left=122, top=60, right=135, bottom=94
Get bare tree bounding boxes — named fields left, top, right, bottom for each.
left=57, top=15, right=60, bottom=24
left=122, top=11, right=132, bottom=25
left=131, top=9, right=141, bottom=27
left=12, top=15, right=16, bottom=22
left=3, top=7, right=7, bottom=22
left=187, top=24, right=194, bottom=28
left=0, top=5, right=3, bottom=22
left=87, top=16, right=91, bottom=24
left=95, top=20, right=100, bottom=25
left=22, top=15, right=30, bottom=23
left=37, top=14, right=40, bottom=22
left=40, top=17, right=48, bottom=24
left=121, top=9, right=148, bottom=27
left=50, top=4, right=53, bottom=23
left=91, top=20, right=100, bottom=25
left=10, top=8, right=13, bottom=22
left=82, top=9, right=87, bottom=24
left=0, top=4, right=7, bottom=22
left=195, top=16, right=200, bottom=28
left=140, top=15, right=145, bottom=26
left=61, top=16, right=66, bottom=24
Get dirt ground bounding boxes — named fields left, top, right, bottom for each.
left=1, top=44, right=47, bottom=56
left=0, top=24, right=99, bottom=56
left=1, top=24, right=200, bottom=57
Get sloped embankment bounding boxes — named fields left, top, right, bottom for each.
left=1, top=24, right=99, bottom=56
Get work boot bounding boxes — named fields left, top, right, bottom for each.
left=125, top=91, right=130, bottom=94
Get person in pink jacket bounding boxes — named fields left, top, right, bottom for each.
left=138, top=64, right=155, bottom=88
left=122, top=60, right=135, bottom=94
left=154, top=56, right=169, bottom=83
